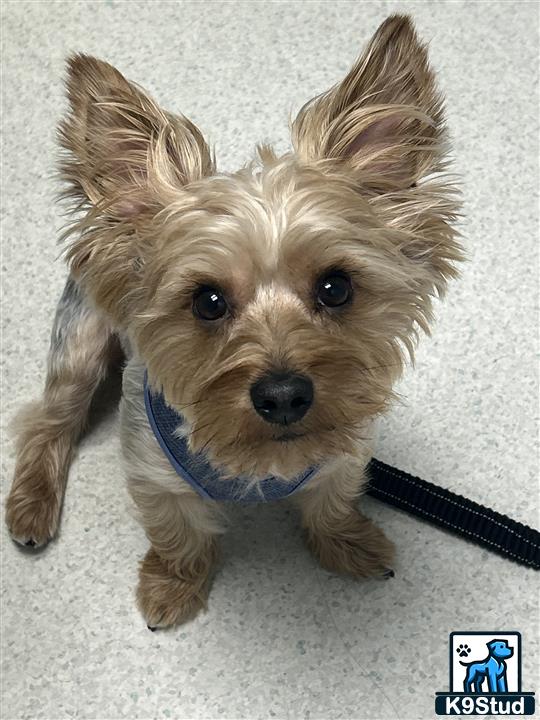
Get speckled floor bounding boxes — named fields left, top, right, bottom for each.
left=1, top=1, right=538, bottom=719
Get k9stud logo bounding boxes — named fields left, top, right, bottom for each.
left=435, top=632, right=535, bottom=715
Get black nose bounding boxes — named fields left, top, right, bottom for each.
left=250, top=372, right=314, bottom=425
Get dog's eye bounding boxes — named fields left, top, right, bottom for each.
left=316, top=273, right=353, bottom=308
left=193, top=286, right=228, bottom=321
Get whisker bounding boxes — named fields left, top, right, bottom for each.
left=171, top=400, right=202, bottom=411
left=189, top=420, right=215, bottom=439
left=198, top=429, right=220, bottom=457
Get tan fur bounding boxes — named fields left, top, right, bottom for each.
left=292, top=15, right=445, bottom=189
left=137, top=546, right=216, bottom=628
left=307, top=511, right=395, bottom=578
left=56, top=17, right=461, bottom=483
left=59, top=53, right=215, bottom=324
left=6, top=15, right=462, bottom=626
left=294, top=454, right=395, bottom=576
left=119, top=358, right=227, bottom=626
left=130, top=481, right=222, bottom=626
left=6, top=301, right=118, bottom=546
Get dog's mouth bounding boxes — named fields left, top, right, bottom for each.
left=272, top=430, right=306, bottom=443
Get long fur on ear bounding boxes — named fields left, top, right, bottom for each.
left=58, top=54, right=214, bottom=323
left=291, top=14, right=445, bottom=190
left=60, top=54, right=213, bottom=215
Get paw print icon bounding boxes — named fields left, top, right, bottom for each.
left=456, top=643, right=471, bottom=658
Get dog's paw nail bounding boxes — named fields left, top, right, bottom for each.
left=147, top=624, right=157, bottom=632
left=383, top=568, right=395, bottom=579
left=25, top=539, right=36, bottom=547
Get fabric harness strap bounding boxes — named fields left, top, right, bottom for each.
left=145, top=376, right=539, bottom=570
left=144, top=378, right=319, bottom=503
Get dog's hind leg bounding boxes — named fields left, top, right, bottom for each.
left=5, top=277, right=121, bottom=547
left=474, top=678, right=485, bottom=693
left=463, top=671, right=473, bottom=693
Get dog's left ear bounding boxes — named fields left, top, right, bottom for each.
left=291, top=15, right=443, bottom=190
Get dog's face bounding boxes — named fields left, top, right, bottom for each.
left=61, top=15, right=461, bottom=478
left=488, top=641, right=514, bottom=660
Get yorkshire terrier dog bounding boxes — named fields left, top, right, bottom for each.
left=6, top=15, right=461, bottom=628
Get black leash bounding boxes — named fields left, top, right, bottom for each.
left=366, top=458, right=540, bottom=570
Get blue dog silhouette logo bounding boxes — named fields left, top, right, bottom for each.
left=458, top=639, right=513, bottom=693
left=435, top=631, right=536, bottom=715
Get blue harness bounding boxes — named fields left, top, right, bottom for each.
left=144, top=376, right=319, bottom=503
left=143, top=378, right=540, bottom=569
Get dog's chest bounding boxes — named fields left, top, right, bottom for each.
left=144, top=377, right=319, bottom=503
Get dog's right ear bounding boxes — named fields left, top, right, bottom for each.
left=59, top=55, right=213, bottom=322
left=60, top=54, right=213, bottom=218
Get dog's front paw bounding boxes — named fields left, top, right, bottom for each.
left=137, top=548, right=210, bottom=629
left=307, top=510, right=395, bottom=579
left=6, top=479, right=61, bottom=548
